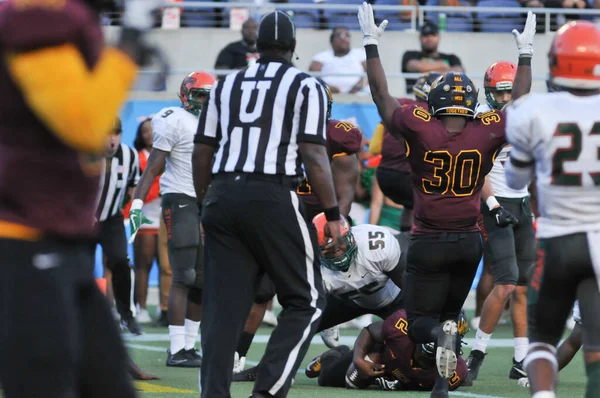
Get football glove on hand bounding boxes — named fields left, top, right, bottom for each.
left=491, top=206, right=519, bottom=228
left=375, top=377, right=401, bottom=391
left=512, top=11, right=536, bottom=57
left=358, top=2, right=388, bottom=46
left=123, top=0, right=163, bottom=31
left=128, top=199, right=153, bottom=244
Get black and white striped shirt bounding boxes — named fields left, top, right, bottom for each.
left=96, top=143, right=140, bottom=222
left=195, top=56, right=328, bottom=176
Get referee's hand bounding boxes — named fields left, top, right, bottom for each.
left=129, top=199, right=153, bottom=243
left=322, top=220, right=347, bottom=257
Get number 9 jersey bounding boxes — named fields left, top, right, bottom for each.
left=390, top=104, right=507, bottom=234
left=321, top=224, right=402, bottom=310
left=506, top=92, right=600, bottom=238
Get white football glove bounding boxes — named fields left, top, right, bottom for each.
left=512, top=11, right=536, bottom=57
left=357, top=2, right=388, bottom=46
left=123, top=0, right=164, bottom=31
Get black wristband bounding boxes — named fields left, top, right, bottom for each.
left=365, top=45, right=379, bottom=60
left=324, top=206, right=341, bottom=222
left=518, top=56, right=532, bottom=66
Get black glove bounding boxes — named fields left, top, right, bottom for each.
left=375, top=377, right=401, bottom=391
left=490, top=206, right=519, bottom=228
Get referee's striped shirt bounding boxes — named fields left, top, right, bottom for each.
left=195, top=57, right=328, bottom=176
left=96, top=143, right=140, bottom=222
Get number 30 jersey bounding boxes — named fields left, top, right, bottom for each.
left=391, top=104, right=506, bottom=234
left=322, top=224, right=402, bottom=309
left=506, top=92, right=600, bottom=238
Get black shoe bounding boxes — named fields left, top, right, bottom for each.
left=154, top=310, right=169, bottom=327
left=509, top=357, right=527, bottom=379
left=464, top=349, right=486, bottom=386
left=121, top=317, right=143, bottom=335
left=436, top=320, right=458, bottom=379
left=166, top=349, right=202, bottom=368
left=233, top=366, right=258, bottom=382
left=185, top=348, right=202, bottom=363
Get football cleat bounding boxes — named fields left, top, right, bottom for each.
left=320, top=326, right=340, bottom=348
left=233, top=352, right=246, bottom=374
left=166, top=349, right=201, bottom=368
left=262, top=309, right=278, bottom=327
left=232, top=366, right=258, bottom=382
left=518, top=377, right=530, bottom=387
left=305, top=355, right=322, bottom=378
left=464, top=349, right=486, bottom=385
left=186, top=348, right=202, bottom=362
left=436, top=320, right=458, bottom=379
left=136, top=308, right=152, bottom=324
left=120, top=316, right=143, bottom=335
left=509, top=357, right=527, bottom=380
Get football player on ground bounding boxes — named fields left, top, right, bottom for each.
left=0, top=0, right=161, bottom=396
left=232, top=80, right=363, bottom=375
left=233, top=213, right=405, bottom=382
left=375, top=72, right=441, bottom=233
left=358, top=4, right=535, bottom=397
left=305, top=309, right=468, bottom=392
left=466, top=61, right=536, bottom=384
left=504, top=20, right=600, bottom=398
left=130, top=71, right=217, bottom=368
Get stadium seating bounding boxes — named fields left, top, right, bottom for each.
left=476, top=0, right=524, bottom=33
left=425, top=0, right=474, bottom=32
left=282, top=0, right=322, bottom=29
left=181, top=0, right=218, bottom=27
left=373, top=0, right=414, bottom=31
left=322, top=0, right=366, bottom=30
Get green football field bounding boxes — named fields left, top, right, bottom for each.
left=125, top=310, right=586, bottom=398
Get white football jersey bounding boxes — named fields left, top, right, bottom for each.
left=506, top=92, right=600, bottom=238
left=475, top=103, right=529, bottom=198
left=321, top=224, right=402, bottom=310
left=151, top=107, right=199, bottom=198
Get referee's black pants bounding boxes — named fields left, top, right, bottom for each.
left=0, top=237, right=136, bottom=398
left=200, top=173, right=325, bottom=398
left=90, top=214, right=133, bottom=320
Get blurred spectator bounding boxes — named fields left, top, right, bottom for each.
left=214, top=18, right=259, bottom=73
left=401, top=20, right=463, bottom=94
left=309, top=27, right=367, bottom=94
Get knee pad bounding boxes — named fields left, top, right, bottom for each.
left=187, top=287, right=203, bottom=305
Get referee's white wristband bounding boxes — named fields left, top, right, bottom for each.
left=131, top=199, right=144, bottom=211
left=486, top=196, right=500, bottom=211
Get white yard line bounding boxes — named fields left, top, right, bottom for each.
left=123, top=334, right=514, bottom=347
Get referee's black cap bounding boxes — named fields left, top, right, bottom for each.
left=257, top=10, right=296, bottom=53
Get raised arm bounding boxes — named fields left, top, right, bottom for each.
left=358, top=3, right=402, bottom=129
left=511, top=12, right=536, bottom=103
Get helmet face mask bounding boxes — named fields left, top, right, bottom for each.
left=179, top=71, right=216, bottom=116
left=483, top=61, right=516, bottom=110
left=427, top=72, right=478, bottom=117
left=322, top=230, right=357, bottom=272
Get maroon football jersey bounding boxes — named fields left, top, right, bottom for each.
left=0, top=0, right=105, bottom=237
left=381, top=309, right=468, bottom=391
left=299, top=119, right=362, bottom=207
left=390, top=105, right=506, bottom=234
left=378, top=98, right=427, bottom=173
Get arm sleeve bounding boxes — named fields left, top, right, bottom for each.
left=296, top=78, right=327, bottom=145
left=152, top=115, right=178, bottom=152
left=5, top=45, right=137, bottom=153
left=195, top=81, right=222, bottom=147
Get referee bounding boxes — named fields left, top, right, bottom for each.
left=193, top=11, right=344, bottom=398
left=94, top=117, right=142, bottom=335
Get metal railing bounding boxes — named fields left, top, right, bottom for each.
left=103, top=2, right=600, bottom=32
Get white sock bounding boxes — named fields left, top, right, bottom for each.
left=532, top=391, right=556, bottom=398
left=473, top=329, right=492, bottom=353
left=184, top=319, right=201, bottom=350
left=514, top=337, right=529, bottom=362
left=169, top=325, right=186, bottom=354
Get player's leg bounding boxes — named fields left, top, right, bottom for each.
left=317, top=346, right=353, bottom=387
left=200, top=183, right=261, bottom=398
left=248, top=188, right=325, bottom=398
left=525, top=236, right=580, bottom=398
left=162, top=194, right=203, bottom=367
left=185, top=227, right=204, bottom=357
left=133, top=231, right=157, bottom=323
left=156, top=213, right=171, bottom=326
left=510, top=197, right=536, bottom=378
left=468, top=201, right=518, bottom=381
left=474, top=213, right=493, bottom=327
left=376, top=168, right=413, bottom=231
left=100, top=214, right=140, bottom=335
left=0, top=239, right=79, bottom=398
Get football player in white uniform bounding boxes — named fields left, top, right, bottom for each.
left=505, top=21, right=600, bottom=398
left=130, top=71, right=216, bottom=368
left=466, top=61, right=537, bottom=384
left=232, top=213, right=406, bottom=382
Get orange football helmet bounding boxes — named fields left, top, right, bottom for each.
left=549, top=20, right=600, bottom=90
left=179, top=71, right=216, bottom=115
left=312, top=212, right=356, bottom=272
left=484, top=61, right=516, bottom=110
